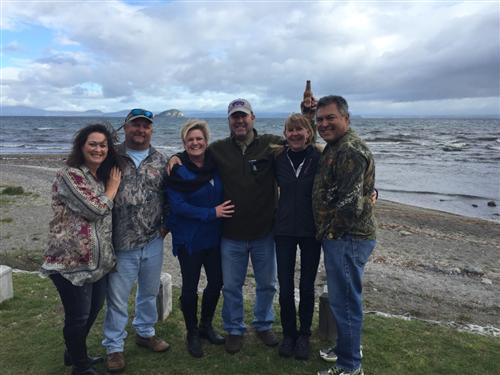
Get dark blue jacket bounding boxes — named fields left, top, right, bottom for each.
left=274, top=145, right=321, bottom=237
left=166, top=165, right=224, bottom=256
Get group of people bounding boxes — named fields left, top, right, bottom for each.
left=41, top=93, right=377, bottom=375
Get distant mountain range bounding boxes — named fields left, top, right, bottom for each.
left=1, top=105, right=497, bottom=119
left=0, top=105, right=289, bottom=118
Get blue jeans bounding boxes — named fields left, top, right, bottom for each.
left=323, top=235, right=375, bottom=371
left=102, top=236, right=164, bottom=354
left=221, top=233, right=277, bottom=335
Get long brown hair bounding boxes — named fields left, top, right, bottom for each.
left=67, top=123, right=121, bottom=183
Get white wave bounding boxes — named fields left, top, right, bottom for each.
left=34, top=127, right=55, bottom=130
left=442, top=142, right=468, bottom=151
left=0, top=143, right=26, bottom=148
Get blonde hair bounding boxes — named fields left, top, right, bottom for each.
left=180, top=119, right=210, bottom=143
left=284, top=113, right=314, bottom=145
left=271, top=113, right=316, bottom=156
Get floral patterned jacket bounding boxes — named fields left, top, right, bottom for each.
left=41, top=166, right=116, bottom=286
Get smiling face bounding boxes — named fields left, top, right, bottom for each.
left=82, top=132, right=108, bottom=170
left=285, top=124, right=311, bottom=152
left=228, top=111, right=255, bottom=141
left=184, top=128, right=207, bottom=160
left=316, top=102, right=350, bottom=143
left=124, top=118, right=153, bottom=150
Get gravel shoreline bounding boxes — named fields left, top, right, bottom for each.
left=1, top=154, right=499, bottom=330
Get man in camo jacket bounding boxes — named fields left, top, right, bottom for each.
left=313, top=96, right=376, bottom=375
left=102, top=108, right=170, bottom=373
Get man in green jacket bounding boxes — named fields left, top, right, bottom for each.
left=314, top=96, right=376, bottom=375
left=209, top=99, right=283, bottom=354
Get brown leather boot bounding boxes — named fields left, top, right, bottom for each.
left=135, top=334, right=170, bottom=352
left=105, top=352, right=125, bottom=373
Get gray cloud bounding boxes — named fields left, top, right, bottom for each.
left=1, top=1, right=498, bottom=115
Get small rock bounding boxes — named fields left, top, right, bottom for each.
left=463, top=266, right=483, bottom=275
left=487, top=201, right=496, bottom=207
left=472, top=204, right=478, bottom=208
left=481, top=277, right=493, bottom=285
left=450, top=267, right=461, bottom=275
left=399, top=230, right=412, bottom=236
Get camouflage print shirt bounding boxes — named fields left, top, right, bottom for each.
left=312, top=128, right=377, bottom=241
left=112, top=144, right=168, bottom=251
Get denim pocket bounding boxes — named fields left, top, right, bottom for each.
left=352, top=238, right=376, bottom=267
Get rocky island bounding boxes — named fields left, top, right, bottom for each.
left=154, top=109, right=184, bottom=118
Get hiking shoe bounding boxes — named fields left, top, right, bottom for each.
left=135, top=334, right=170, bottom=352
left=256, top=329, right=279, bottom=347
left=278, top=336, right=295, bottom=358
left=105, top=352, right=125, bottom=373
left=294, top=335, right=310, bottom=360
left=317, top=367, right=364, bottom=375
left=225, top=334, right=244, bottom=354
left=319, top=345, right=363, bottom=362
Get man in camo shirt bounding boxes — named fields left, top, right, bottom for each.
left=102, top=109, right=170, bottom=373
left=313, top=96, right=376, bottom=375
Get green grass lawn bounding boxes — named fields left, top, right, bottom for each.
left=0, top=273, right=499, bottom=375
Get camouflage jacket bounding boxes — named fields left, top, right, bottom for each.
left=41, top=166, right=115, bottom=286
left=312, top=128, right=376, bottom=240
left=112, top=144, right=168, bottom=251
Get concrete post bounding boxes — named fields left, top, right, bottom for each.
left=0, top=265, right=14, bottom=304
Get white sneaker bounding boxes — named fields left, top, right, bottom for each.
left=319, top=345, right=363, bottom=362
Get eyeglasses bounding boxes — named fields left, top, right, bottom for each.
left=129, top=108, right=153, bottom=119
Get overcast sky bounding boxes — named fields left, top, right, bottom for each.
left=1, top=0, right=499, bottom=116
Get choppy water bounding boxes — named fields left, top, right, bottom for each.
left=1, top=116, right=499, bottom=222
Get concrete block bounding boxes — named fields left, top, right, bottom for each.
left=318, top=291, right=337, bottom=341
left=156, top=272, right=172, bottom=321
left=0, top=265, right=14, bottom=303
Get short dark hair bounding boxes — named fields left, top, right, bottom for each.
left=67, top=123, right=121, bottom=183
left=317, top=95, right=350, bottom=118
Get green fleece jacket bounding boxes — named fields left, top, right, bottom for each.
left=209, top=130, right=282, bottom=240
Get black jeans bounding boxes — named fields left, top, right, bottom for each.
left=177, top=247, right=223, bottom=332
left=50, top=273, right=107, bottom=369
left=275, top=236, right=321, bottom=337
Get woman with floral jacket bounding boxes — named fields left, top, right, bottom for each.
left=41, top=124, right=121, bottom=375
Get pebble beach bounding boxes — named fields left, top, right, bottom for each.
left=1, top=154, right=499, bottom=334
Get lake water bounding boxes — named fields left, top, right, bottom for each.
left=1, top=116, right=499, bottom=222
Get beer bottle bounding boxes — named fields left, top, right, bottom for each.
left=303, top=80, right=312, bottom=113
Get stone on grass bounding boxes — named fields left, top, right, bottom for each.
left=156, top=272, right=172, bottom=321
left=0, top=265, right=14, bottom=303
left=318, top=290, right=337, bottom=341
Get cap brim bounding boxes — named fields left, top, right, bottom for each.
left=228, top=107, right=252, bottom=117
left=126, top=115, right=153, bottom=124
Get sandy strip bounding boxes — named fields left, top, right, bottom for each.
left=1, top=154, right=499, bottom=329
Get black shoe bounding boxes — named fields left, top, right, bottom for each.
left=294, top=335, right=310, bottom=360
left=64, top=351, right=104, bottom=367
left=256, top=329, right=279, bottom=347
left=225, top=334, right=243, bottom=354
left=187, top=331, right=204, bottom=358
left=71, top=366, right=102, bottom=375
left=278, top=336, right=295, bottom=358
left=199, top=325, right=225, bottom=345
